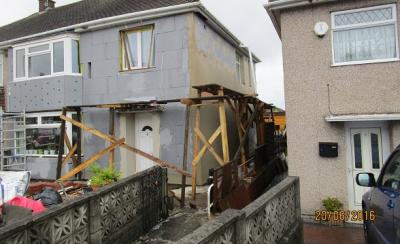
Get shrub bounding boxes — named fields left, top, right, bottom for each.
left=89, top=164, right=121, bottom=187
left=322, top=197, right=343, bottom=212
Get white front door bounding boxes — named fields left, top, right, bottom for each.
left=350, top=128, right=383, bottom=209
left=135, top=113, right=154, bottom=172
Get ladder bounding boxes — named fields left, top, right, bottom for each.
left=0, top=110, right=27, bottom=171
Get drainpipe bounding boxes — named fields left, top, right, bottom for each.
left=248, top=48, right=256, bottom=90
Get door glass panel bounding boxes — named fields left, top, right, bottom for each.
left=371, top=133, right=380, bottom=169
left=354, top=133, right=362, bottom=168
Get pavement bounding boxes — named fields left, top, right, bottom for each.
left=303, top=223, right=365, bottom=244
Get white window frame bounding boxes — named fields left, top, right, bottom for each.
left=331, top=4, right=400, bottom=66
left=236, top=53, right=244, bottom=85
left=23, top=111, right=75, bottom=157
left=120, top=25, right=155, bottom=71
left=13, top=35, right=81, bottom=82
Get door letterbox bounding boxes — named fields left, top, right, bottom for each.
left=319, top=142, right=338, bottom=158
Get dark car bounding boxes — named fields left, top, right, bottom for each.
left=356, top=146, right=400, bottom=244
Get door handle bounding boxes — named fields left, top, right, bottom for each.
left=387, top=200, right=395, bottom=209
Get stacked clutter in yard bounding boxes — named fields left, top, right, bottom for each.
left=0, top=171, right=92, bottom=227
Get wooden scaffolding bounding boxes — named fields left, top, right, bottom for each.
left=55, top=84, right=274, bottom=207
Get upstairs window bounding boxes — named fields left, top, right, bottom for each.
left=236, top=53, right=243, bottom=85
left=121, top=25, right=155, bottom=71
left=13, top=37, right=80, bottom=81
left=332, top=4, right=399, bottom=65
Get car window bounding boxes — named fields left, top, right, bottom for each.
left=380, top=151, right=400, bottom=192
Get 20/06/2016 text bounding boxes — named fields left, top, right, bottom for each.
left=314, top=210, right=375, bottom=222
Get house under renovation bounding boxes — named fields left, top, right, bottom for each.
left=0, top=0, right=261, bottom=184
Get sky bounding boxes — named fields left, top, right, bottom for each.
left=0, top=0, right=284, bottom=108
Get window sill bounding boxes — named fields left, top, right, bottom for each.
left=27, top=155, right=58, bottom=158
left=26, top=154, right=83, bottom=158
left=13, top=73, right=83, bottom=83
left=331, top=58, right=400, bottom=67
left=119, top=66, right=156, bottom=74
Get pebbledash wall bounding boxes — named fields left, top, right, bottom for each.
left=278, top=0, right=400, bottom=215
left=0, top=166, right=167, bottom=244
left=178, top=177, right=302, bottom=244
left=5, top=12, right=254, bottom=183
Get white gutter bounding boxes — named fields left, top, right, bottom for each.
left=264, top=0, right=337, bottom=38
left=325, top=113, right=400, bottom=122
left=0, top=2, right=260, bottom=62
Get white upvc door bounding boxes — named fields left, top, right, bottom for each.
left=350, top=128, right=383, bottom=209
left=135, top=113, right=155, bottom=172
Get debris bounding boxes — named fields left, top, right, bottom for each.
left=0, top=171, right=30, bottom=202
left=34, top=187, right=62, bottom=207
left=6, top=196, right=45, bottom=213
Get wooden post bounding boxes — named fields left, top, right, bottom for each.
left=234, top=103, right=263, bottom=160
left=181, top=105, right=191, bottom=208
left=76, top=108, right=82, bottom=180
left=234, top=99, right=246, bottom=165
left=56, top=108, right=67, bottom=179
left=108, top=108, right=115, bottom=168
left=192, top=90, right=201, bottom=200
left=218, top=88, right=229, bottom=163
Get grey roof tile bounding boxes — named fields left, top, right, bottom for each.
left=0, top=0, right=199, bottom=42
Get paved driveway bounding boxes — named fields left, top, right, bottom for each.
left=304, top=223, right=364, bottom=244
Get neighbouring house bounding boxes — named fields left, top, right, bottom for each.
left=265, top=107, right=285, bottom=131
left=0, top=0, right=259, bottom=183
left=266, top=0, right=400, bottom=219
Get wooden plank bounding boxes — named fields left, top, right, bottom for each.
left=234, top=101, right=246, bottom=165
left=56, top=108, right=67, bottom=179
left=76, top=108, right=82, bottom=180
left=192, top=127, right=221, bottom=166
left=218, top=89, right=229, bottom=163
left=233, top=103, right=264, bottom=160
left=194, top=128, right=224, bottom=166
left=64, top=132, right=78, bottom=166
left=59, top=139, right=125, bottom=181
left=180, top=98, right=194, bottom=106
left=122, top=143, right=191, bottom=177
left=108, top=108, right=115, bottom=168
left=62, top=144, right=77, bottom=167
left=181, top=105, right=191, bottom=208
left=60, top=115, right=191, bottom=177
left=192, top=91, right=201, bottom=200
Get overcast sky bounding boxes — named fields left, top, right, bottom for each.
left=0, top=0, right=284, bottom=108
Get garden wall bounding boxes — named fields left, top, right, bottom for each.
left=0, top=166, right=167, bottom=244
left=178, top=176, right=302, bottom=244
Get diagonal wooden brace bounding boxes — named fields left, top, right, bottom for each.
left=60, top=115, right=191, bottom=177
left=64, top=132, right=79, bottom=166
left=62, top=144, right=77, bottom=167
left=192, top=127, right=221, bottom=167
left=59, top=139, right=125, bottom=181
left=194, top=127, right=224, bottom=166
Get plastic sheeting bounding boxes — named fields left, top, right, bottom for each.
left=0, top=171, right=31, bottom=203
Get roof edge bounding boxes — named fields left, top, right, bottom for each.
left=264, top=0, right=337, bottom=37
left=0, top=2, right=261, bottom=63
left=0, top=2, right=201, bottom=48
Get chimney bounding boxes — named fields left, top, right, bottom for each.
left=39, top=0, right=55, bottom=12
